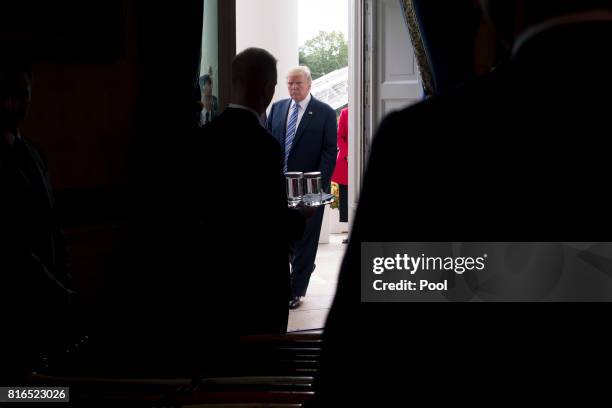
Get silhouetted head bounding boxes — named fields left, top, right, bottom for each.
left=231, top=47, right=277, bottom=114
left=481, top=0, right=612, bottom=46
left=0, top=60, right=32, bottom=132
left=286, top=66, right=312, bottom=103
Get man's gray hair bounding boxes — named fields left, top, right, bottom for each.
left=287, top=66, right=312, bottom=83
left=232, top=47, right=278, bottom=87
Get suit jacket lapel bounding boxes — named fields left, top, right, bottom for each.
left=291, top=96, right=316, bottom=150
left=278, top=99, right=292, bottom=157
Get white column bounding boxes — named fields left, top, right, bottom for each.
left=236, top=0, right=299, bottom=104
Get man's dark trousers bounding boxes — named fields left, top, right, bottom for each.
left=290, top=205, right=324, bottom=297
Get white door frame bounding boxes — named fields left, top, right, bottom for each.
left=348, top=0, right=365, bottom=230
left=348, top=0, right=421, bottom=229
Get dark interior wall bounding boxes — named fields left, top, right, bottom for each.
left=23, top=61, right=137, bottom=190
left=0, top=0, right=208, bottom=316
left=20, top=1, right=138, bottom=191
left=0, top=1, right=141, bottom=300
left=3, top=0, right=205, bottom=301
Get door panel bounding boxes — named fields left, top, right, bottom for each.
left=375, top=0, right=422, bottom=122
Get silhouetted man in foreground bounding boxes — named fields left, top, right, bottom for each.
left=0, top=60, right=74, bottom=382
left=317, top=1, right=612, bottom=405
left=193, top=47, right=307, bottom=336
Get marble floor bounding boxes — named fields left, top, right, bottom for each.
left=287, top=232, right=348, bottom=332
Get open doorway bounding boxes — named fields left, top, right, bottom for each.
left=292, top=0, right=350, bottom=331
left=230, top=0, right=422, bottom=331
left=233, top=0, right=350, bottom=331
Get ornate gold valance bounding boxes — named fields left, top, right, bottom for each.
left=399, top=0, right=434, bottom=96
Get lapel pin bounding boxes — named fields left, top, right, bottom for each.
left=309, top=111, right=313, bottom=115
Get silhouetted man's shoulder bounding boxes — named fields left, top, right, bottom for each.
left=371, top=68, right=511, bottom=154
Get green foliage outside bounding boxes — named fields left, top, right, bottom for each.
left=299, top=31, right=348, bottom=80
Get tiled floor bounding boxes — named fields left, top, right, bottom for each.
left=287, top=232, right=348, bottom=332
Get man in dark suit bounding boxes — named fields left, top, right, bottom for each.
left=267, top=66, right=337, bottom=309
left=317, top=0, right=612, bottom=404
left=199, top=73, right=219, bottom=125
left=0, top=60, right=75, bottom=381
left=192, top=48, right=307, bottom=337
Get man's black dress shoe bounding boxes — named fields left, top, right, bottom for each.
left=289, top=296, right=302, bottom=309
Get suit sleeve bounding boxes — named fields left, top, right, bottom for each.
left=320, top=106, right=338, bottom=190
left=0, top=199, right=75, bottom=318
left=263, top=136, right=299, bottom=333
left=35, top=145, right=73, bottom=287
left=266, top=103, right=276, bottom=134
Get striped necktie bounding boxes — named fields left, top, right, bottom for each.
left=284, top=102, right=300, bottom=173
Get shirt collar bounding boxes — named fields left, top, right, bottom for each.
left=292, top=93, right=312, bottom=111
left=228, top=103, right=261, bottom=122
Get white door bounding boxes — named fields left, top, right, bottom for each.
left=349, top=0, right=422, bottom=225
left=367, top=0, right=422, bottom=144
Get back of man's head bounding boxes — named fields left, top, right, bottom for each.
left=231, top=47, right=277, bottom=113
left=232, top=48, right=277, bottom=94
left=482, top=0, right=612, bottom=43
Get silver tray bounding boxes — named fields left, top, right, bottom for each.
left=288, top=192, right=336, bottom=208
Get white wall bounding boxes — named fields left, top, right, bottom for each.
left=236, top=0, right=299, bottom=103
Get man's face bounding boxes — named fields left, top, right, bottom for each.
left=0, top=73, right=31, bottom=130
left=287, top=72, right=311, bottom=102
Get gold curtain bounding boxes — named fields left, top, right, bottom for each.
left=399, top=0, right=434, bottom=96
